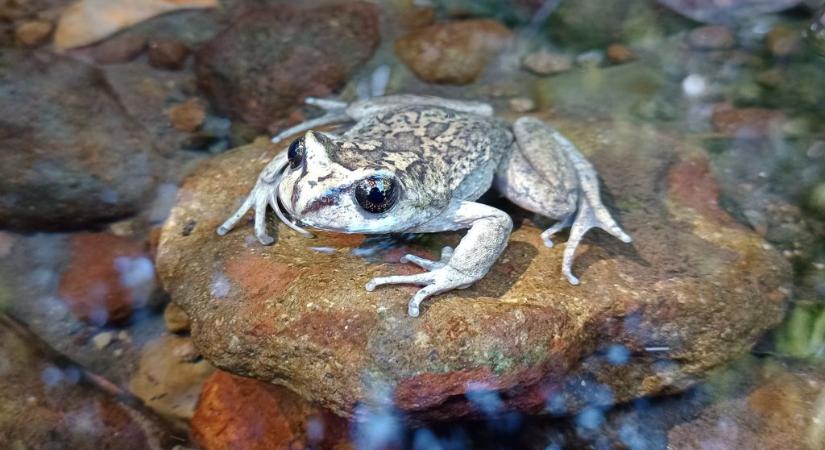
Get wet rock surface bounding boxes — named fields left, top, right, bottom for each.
left=192, top=370, right=351, bottom=450
left=195, top=2, right=379, bottom=133
left=0, top=50, right=159, bottom=231
left=157, top=115, right=791, bottom=421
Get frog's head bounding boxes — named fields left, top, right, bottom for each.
left=277, top=131, right=424, bottom=234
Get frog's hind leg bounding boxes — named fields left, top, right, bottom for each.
left=495, top=117, right=631, bottom=285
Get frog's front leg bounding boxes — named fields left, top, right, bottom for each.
left=365, top=201, right=512, bottom=317
left=495, top=117, right=632, bottom=285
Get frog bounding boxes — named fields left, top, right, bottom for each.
left=216, top=78, right=632, bottom=317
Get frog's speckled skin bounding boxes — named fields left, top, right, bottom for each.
left=217, top=91, right=631, bottom=317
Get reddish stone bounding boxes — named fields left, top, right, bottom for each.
left=711, top=104, right=785, bottom=138
left=169, top=98, right=206, bottom=132
left=666, top=157, right=737, bottom=226
left=58, top=232, right=153, bottom=325
left=192, top=370, right=351, bottom=450
left=395, top=19, right=513, bottom=84
left=606, top=43, right=635, bottom=64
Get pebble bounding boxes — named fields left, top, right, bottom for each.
left=688, top=25, right=735, bottom=50
left=164, top=302, right=191, bottom=333
left=14, top=20, right=53, bottom=48
left=148, top=40, right=189, bottom=70
left=168, top=98, right=206, bottom=132
left=93, top=331, right=114, bottom=350
left=509, top=97, right=536, bottom=113
left=521, top=50, right=573, bottom=76
left=606, top=43, right=635, bottom=64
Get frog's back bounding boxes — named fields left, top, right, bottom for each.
left=334, top=105, right=513, bottom=202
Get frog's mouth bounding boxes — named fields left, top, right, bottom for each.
left=271, top=156, right=314, bottom=238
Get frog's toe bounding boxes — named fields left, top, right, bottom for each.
left=366, top=264, right=478, bottom=317
left=540, top=215, right=574, bottom=248
left=399, top=246, right=454, bottom=271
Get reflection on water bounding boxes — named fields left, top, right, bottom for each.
left=0, top=0, right=824, bottom=449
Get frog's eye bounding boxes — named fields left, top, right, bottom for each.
left=354, top=175, right=398, bottom=214
left=287, top=137, right=305, bottom=169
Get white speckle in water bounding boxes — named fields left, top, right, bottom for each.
left=115, top=256, right=155, bottom=288
left=310, top=246, right=336, bottom=254
left=211, top=273, right=231, bottom=298
left=682, top=74, right=706, bottom=98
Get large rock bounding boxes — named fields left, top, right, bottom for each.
left=156, top=116, right=790, bottom=421
left=0, top=50, right=159, bottom=231
left=195, top=3, right=379, bottom=133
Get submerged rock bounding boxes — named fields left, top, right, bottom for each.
left=157, top=116, right=790, bottom=421
left=57, top=232, right=155, bottom=325
left=0, top=50, right=159, bottom=231
left=130, top=334, right=214, bottom=424
left=668, top=364, right=825, bottom=449
left=0, top=315, right=184, bottom=449
left=395, top=19, right=513, bottom=85
left=195, top=2, right=379, bottom=133
left=192, top=370, right=351, bottom=450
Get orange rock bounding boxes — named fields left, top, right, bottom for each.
left=192, top=371, right=352, bottom=450
left=169, top=98, right=206, bottom=132
left=606, top=43, right=635, bottom=64
left=58, top=232, right=153, bottom=325
left=14, top=20, right=53, bottom=48
left=395, top=19, right=513, bottom=84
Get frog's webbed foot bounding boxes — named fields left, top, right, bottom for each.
left=366, top=262, right=475, bottom=317
left=216, top=154, right=313, bottom=244
left=495, top=117, right=632, bottom=285
left=365, top=201, right=512, bottom=317
left=561, top=196, right=632, bottom=285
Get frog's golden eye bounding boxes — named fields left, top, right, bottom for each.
left=287, top=137, right=305, bottom=169
left=355, top=175, right=398, bottom=214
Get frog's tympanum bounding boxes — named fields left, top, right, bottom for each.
left=217, top=94, right=632, bottom=317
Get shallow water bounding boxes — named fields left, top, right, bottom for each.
left=1, top=0, right=824, bottom=449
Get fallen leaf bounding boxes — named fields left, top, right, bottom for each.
left=54, top=0, right=217, bottom=51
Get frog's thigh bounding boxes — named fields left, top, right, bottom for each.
left=346, top=95, right=494, bottom=120
left=493, top=128, right=579, bottom=220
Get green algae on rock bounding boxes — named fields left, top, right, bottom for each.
left=156, top=118, right=791, bottom=421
